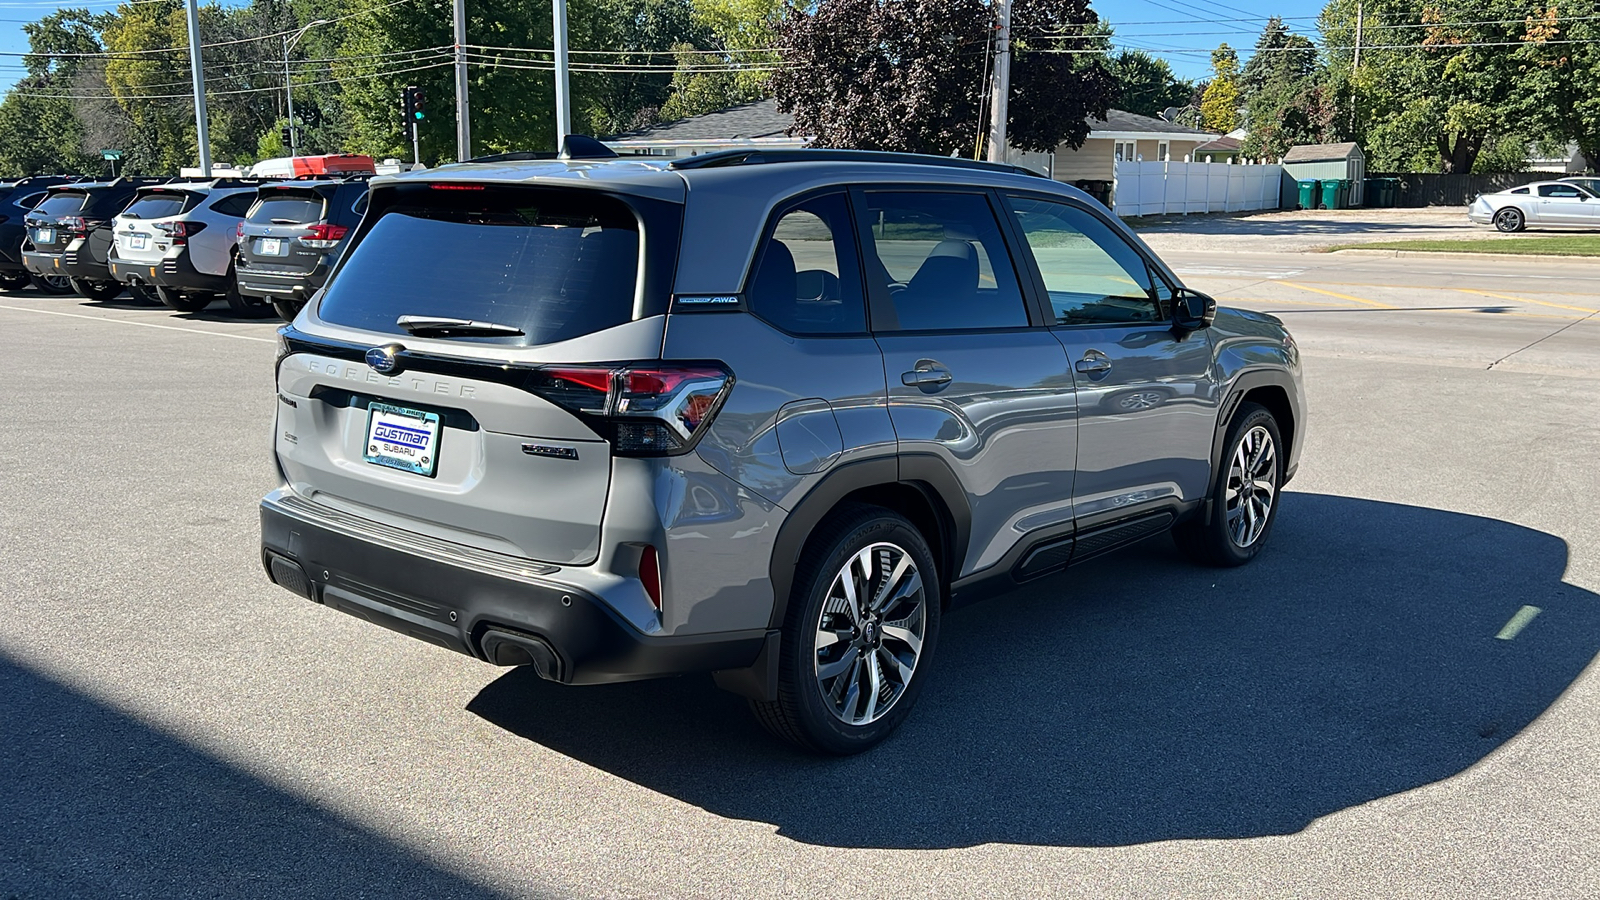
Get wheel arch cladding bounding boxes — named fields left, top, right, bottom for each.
left=1242, top=384, right=1295, bottom=461
left=1206, top=370, right=1299, bottom=505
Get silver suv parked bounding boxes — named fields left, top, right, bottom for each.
left=261, top=145, right=1305, bottom=754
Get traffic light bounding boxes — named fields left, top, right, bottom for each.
left=281, top=126, right=292, bottom=146
left=411, top=86, right=426, bottom=122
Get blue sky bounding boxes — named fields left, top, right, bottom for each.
left=0, top=0, right=1331, bottom=92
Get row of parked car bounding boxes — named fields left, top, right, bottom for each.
left=0, top=173, right=371, bottom=320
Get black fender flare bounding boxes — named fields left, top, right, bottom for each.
left=1203, top=368, right=1301, bottom=516
left=766, top=454, right=972, bottom=630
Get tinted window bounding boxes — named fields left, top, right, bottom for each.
left=1008, top=196, right=1164, bottom=325
left=249, top=194, right=326, bottom=224
left=1538, top=184, right=1583, bottom=198
left=34, top=192, right=87, bottom=216
left=747, top=193, right=866, bottom=334
left=318, top=187, right=639, bottom=347
left=14, top=191, right=47, bottom=209
left=121, top=192, right=195, bottom=220
left=860, top=191, right=1027, bottom=332
left=1511, top=188, right=1530, bottom=195
left=209, top=193, right=254, bottom=217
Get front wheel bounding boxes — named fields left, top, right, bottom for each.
left=1493, top=207, right=1525, bottom=233
left=750, top=504, right=940, bottom=754
left=155, top=285, right=211, bottom=313
left=69, top=277, right=123, bottom=301
left=1174, top=402, right=1284, bottom=567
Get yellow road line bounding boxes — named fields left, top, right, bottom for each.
left=1214, top=295, right=1355, bottom=306
left=1453, top=287, right=1599, bottom=314
left=1186, top=275, right=1600, bottom=299
left=1274, top=280, right=1398, bottom=309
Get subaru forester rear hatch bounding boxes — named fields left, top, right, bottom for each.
left=113, top=188, right=202, bottom=266
left=238, top=186, right=334, bottom=278
left=275, top=179, right=710, bottom=566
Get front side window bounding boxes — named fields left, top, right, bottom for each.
left=860, top=191, right=1028, bottom=332
left=746, top=192, right=866, bottom=334
left=1006, top=195, right=1165, bottom=326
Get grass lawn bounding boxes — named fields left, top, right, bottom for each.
left=1327, top=235, right=1600, bottom=256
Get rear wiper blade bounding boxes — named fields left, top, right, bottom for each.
left=269, top=218, right=300, bottom=224
left=395, top=315, right=524, bottom=336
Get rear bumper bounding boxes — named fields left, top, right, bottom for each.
left=24, top=243, right=106, bottom=280
left=259, top=489, right=769, bottom=684
left=111, top=250, right=227, bottom=293
left=237, top=263, right=327, bottom=300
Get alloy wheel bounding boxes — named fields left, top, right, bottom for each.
left=813, top=542, right=927, bottom=726
left=1225, top=425, right=1277, bottom=548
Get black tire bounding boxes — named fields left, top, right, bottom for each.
left=271, top=297, right=303, bottom=322
left=69, top=277, right=123, bottom=301
left=155, top=284, right=211, bottom=312
left=126, top=282, right=159, bottom=306
left=750, top=503, right=941, bottom=754
left=223, top=266, right=272, bottom=318
left=0, top=271, right=30, bottom=291
left=30, top=273, right=72, bottom=294
left=1493, top=207, right=1525, bottom=233
left=1173, top=402, right=1285, bottom=567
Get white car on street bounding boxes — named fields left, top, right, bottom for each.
left=1468, top=180, right=1600, bottom=232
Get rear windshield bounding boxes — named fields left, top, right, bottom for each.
left=317, top=187, right=640, bottom=346
left=249, top=194, right=326, bottom=225
left=34, top=192, right=87, bottom=216
left=121, top=192, right=197, bottom=220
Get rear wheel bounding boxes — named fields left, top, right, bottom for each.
left=0, top=271, right=30, bottom=291
left=750, top=504, right=939, bottom=754
left=31, top=273, right=73, bottom=294
left=1174, top=402, right=1284, bottom=567
left=126, top=282, right=159, bottom=305
left=1493, top=207, right=1525, bottom=233
left=69, top=277, right=123, bottom=302
left=271, top=297, right=304, bottom=322
left=155, top=284, right=211, bottom=312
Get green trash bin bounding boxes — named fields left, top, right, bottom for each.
left=1297, top=179, right=1320, bottom=210
left=1363, top=178, right=1384, bottom=207
left=1385, top=177, right=1402, bottom=207
left=1319, top=178, right=1347, bottom=210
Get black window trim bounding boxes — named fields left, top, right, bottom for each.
left=999, top=187, right=1179, bottom=330
left=848, top=183, right=1045, bottom=336
left=738, top=186, right=873, bottom=339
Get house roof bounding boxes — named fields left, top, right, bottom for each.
left=1283, top=142, right=1364, bottom=162
left=1091, top=109, right=1213, bottom=137
left=607, top=99, right=799, bottom=143
left=1194, top=136, right=1242, bottom=153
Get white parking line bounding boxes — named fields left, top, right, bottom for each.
left=0, top=303, right=277, bottom=344
left=1495, top=605, right=1542, bottom=640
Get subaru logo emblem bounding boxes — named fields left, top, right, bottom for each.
left=366, top=344, right=403, bottom=375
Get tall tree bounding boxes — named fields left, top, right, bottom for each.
left=1200, top=44, right=1240, bottom=133
left=769, top=0, right=1117, bottom=156
left=1239, top=18, right=1327, bottom=158
left=1518, top=5, right=1600, bottom=172
left=0, top=9, right=109, bottom=176
left=1108, top=49, right=1194, bottom=120
left=659, top=0, right=779, bottom=122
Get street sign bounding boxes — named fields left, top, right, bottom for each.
left=100, top=150, right=123, bottom=160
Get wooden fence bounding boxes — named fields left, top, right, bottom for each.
left=1371, top=172, right=1550, bottom=207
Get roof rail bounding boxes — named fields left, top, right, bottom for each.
left=668, top=148, right=1045, bottom=178
left=463, top=150, right=558, bottom=164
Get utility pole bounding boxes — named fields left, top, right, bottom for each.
left=185, top=0, right=212, bottom=177
left=554, top=0, right=570, bottom=149
left=985, top=0, right=1012, bottom=164
left=1353, top=1, right=1364, bottom=70
left=283, top=20, right=330, bottom=159
left=453, top=0, right=471, bottom=161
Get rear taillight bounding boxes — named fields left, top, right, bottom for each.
left=524, top=363, right=733, bottom=456
left=60, top=215, right=91, bottom=237
left=236, top=220, right=244, bottom=240
left=155, top=220, right=207, bottom=245
left=639, top=546, right=662, bottom=610
left=297, top=222, right=348, bottom=249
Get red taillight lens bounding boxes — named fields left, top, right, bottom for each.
left=236, top=220, right=244, bottom=240
left=639, top=545, right=662, bottom=610
left=298, top=222, right=349, bottom=249
left=60, top=215, right=87, bottom=236
left=155, top=220, right=206, bottom=244
left=524, top=363, right=733, bottom=456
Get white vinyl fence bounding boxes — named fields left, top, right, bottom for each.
left=1113, top=160, right=1282, bottom=217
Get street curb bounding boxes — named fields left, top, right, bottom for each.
left=1327, top=248, right=1600, bottom=263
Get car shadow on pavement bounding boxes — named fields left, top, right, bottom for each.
left=1, top=659, right=507, bottom=899
left=469, top=492, right=1600, bottom=850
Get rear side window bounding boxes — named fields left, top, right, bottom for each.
left=34, top=192, right=87, bottom=216
left=860, top=191, right=1028, bottom=332
left=747, top=192, right=866, bottom=335
left=122, top=192, right=197, bottom=220
left=210, top=193, right=254, bottom=217
left=317, top=186, right=640, bottom=347
left=250, top=194, right=326, bottom=224
left=14, top=191, right=47, bottom=209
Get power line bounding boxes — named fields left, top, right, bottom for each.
left=8, top=58, right=452, bottom=101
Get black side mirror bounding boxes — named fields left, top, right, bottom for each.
left=1173, top=288, right=1217, bottom=331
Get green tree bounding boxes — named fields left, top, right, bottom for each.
left=658, top=0, right=780, bottom=121
left=1518, top=5, right=1600, bottom=173
left=1108, top=49, right=1194, bottom=120
left=770, top=0, right=1117, bottom=156
left=1200, top=44, right=1240, bottom=133
left=0, top=9, right=109, bottom=176
left=1239, top=18, right=1327, bottom=159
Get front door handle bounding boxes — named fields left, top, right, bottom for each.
left=1075, top=351, right=1112, bottom=374
left=901, top=364, right=953, bottom=387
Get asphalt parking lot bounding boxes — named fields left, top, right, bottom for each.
left=3, top=245, right=1599, bottom=898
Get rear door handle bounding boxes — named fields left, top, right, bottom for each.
left=901, top=365, right=953, bottom=387
left=1075, top=352, right=1112, bottom=374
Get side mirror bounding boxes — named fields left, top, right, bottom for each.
left=1173, top=288, right=1217, bottom=331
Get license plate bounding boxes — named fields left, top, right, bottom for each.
left=35, top=228, right=53, bottom=244
left=128, top=234, right=148, bottom=251
left=364, top=402, right=441, bottom=477
left=258, top=237, right=284, bottom=256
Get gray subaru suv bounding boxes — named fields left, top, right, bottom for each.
left=261, top=144, right=1304, bottom=754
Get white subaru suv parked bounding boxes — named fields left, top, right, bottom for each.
left=107, top=179, right=266, bottom=315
